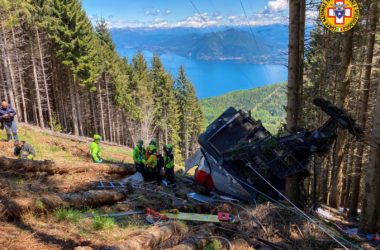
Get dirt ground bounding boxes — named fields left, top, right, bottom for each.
left=0, top=125, right=377, bottom=250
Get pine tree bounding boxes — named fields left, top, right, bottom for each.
left=175, top=65, right=203, bottom=158
left=95, top=17, right=115, bottom=51
left=129, top=51, right=153, bottom=143
left=150, top=55, right=181, bottom=158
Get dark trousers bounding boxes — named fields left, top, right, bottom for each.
left=4, top=121, right=18, bottom=141
left=135, top=163, right=145, bottom=173
left=165, top=167, right=175, bottom=183
left=142, top=165, right=163, bottom=183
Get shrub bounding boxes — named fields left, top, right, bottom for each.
left=54, top=208, right=82, bottom=223
left=92, top=216, right=115, bottom=230
left=204, top=239, right=222, bottom=250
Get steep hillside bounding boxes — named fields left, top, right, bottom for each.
left=201, top=83, right=286, bottom=134
left=0, top=125, right=350, bottom=250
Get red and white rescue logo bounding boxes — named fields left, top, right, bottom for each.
left=320, top=0, right=359, bottom=32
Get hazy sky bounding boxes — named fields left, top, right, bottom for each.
left=82, top=0, right=293, bottom=28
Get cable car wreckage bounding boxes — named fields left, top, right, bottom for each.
left=185, top=98, right=363, bottom=202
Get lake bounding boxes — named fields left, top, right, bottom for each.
left=118, top=48, right=288, bottom=99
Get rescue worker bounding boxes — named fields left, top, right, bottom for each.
left=14, top=140, right=36, bottom=160
left=133, top=139, right=146, bottom=173
left=0, top=99, right=18, bottom=141
left=145, top=145, right=164, bottom=182
left=163, top=144, right=175, bottom=185
left=90, top=134, right=102, bottom=163
left=145, top=138, right=157, bottom=159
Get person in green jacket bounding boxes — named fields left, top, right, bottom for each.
left=90, top=134, right=102, bottom=163
left=163, top=144, right=175, bottom=185
left=133, top=139, right=146, bottom=173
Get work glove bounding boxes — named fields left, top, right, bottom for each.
left=96, top=159, right=103, bottom=164
left=27, top=155, right=34, bottom=160
left=142, top=159, right=147, bottom=165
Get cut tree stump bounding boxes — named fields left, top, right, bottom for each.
left=5, top=190, right=128, bottom=218
left=0, top=157, right=135, bottom=175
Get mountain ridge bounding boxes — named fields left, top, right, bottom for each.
left=111, top=25, right=288, bottom=64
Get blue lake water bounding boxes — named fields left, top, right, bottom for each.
left=118, top=48, right=288, bottom=99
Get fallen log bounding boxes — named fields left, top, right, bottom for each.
left=231, top=239, right=253, bottom=250
left=68, top=164, right=135, bottom=175
left=115, top=222, right=188, bottom=250
left=0, top=157, right=135, bottom=175
left=166, top=228, right=213, bottom=250
left=0, top=157, right=55, bottom=173
left=168, top=238, right=208, bottom=250
left=5, top=189, right=128, bottom=218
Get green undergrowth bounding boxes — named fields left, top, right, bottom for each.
left=92, top=216, right=115, bottom=230
left=204, top=239, right=222, bottom=250
left=54, top=207, right=83, bottom=223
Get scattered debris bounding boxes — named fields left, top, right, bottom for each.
left=161, top=211, right=234, bottom=223
left=121, top=172, right=144, bottom=184
left=187, top=192, right=239, bottom=204
left=83, top=210, right=144, bottom=218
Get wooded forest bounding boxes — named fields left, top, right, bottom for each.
left=201, top=83, right=287, bottom=134
left=286, top=0, right=379, bottom=233
left=0, top=0, right=203, bottom=161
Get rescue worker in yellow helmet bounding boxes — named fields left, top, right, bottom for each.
left=90, top=134, right=102, bottom=163
left=133, top=139, right=146, bottom=173
left=14, top=140, right=36, bottom=160
left=163, top=144, right=175, bottom=185
left=145, top=145, right=164, bottom=182
left=145, top=138, right=157, bottom=160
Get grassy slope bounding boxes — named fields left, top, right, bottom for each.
left=0, top=124, right=132, bottom=164
left=201, top=83, right=287, bottom=134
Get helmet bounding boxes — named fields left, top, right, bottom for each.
left=149, top=145, right=157, bottom=153
left=149, top=138, right=157, bottom=146
left=93, top=134, right=102, bottom=141
left=164, top=144, right=173, bottom=152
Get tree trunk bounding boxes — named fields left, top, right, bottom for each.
left=0, top=27, right=17, bottom=119
left=11, top=27, right=27, bottom=123
left=114, top=223, right=188, bottom=250
left=5, top=190, right=128, bottom=218
left=74, top=81, right=83, bottom=136
left=328, top=30, right=353, bottom=208
left=104, top=73, right=113, bottom=142
left=35, top=26, right=53, bottom=129
left=31, top=42, right=45, bottom=128
left=348, top=0, right=377, bottom=217
left=359, top=77, right=380, bottom=233
left=68, top=69, right=79, bottom=135
left=98, top=80, right=106, bottom=140
left=285, top=0, right=305, bottom=202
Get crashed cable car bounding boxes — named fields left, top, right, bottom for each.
left=186, top=98, right=363, bottom=202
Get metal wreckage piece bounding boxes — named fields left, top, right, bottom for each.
left=186, top=98, right=363, bottom=202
